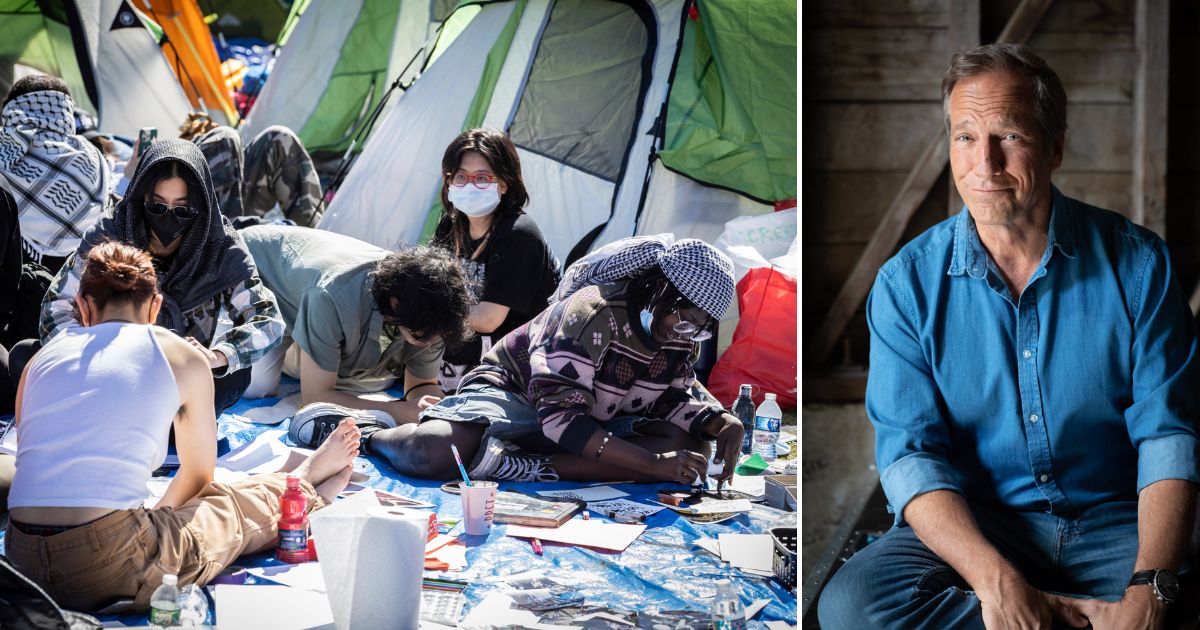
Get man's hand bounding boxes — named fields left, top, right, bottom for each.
left=185, top=337, right=228, bottom=370
left=1056, top=586, right=1166, bottom=630
left=703, top=413, right=744, bottom=479
left=416, top=394, right=441, bottom=411
left=651, top=450, right=708, bottom=484
left=977, top=574, right=1091, bottom=629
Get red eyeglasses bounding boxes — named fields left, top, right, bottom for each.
left=448, top=171, right=499, bottom=189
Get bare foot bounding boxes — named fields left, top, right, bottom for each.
left=314, top=465, right=354, bottom=504
left=294, top=418, right=360, bottom=486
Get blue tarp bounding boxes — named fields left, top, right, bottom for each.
left=1, top=385, right=798, bottom=627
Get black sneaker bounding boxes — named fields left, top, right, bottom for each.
left=287, top=402, right=396, bottom=451
left=469, top=437, right=560, bottom=482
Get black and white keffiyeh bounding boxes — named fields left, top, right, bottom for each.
left=0, top=90, right=108, bottom=258
left=552, top=233, right=675, bottom=303
left=657, top=239, right=736, bottom=320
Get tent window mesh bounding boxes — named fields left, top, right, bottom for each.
left=508, top=0, right=649, bottom=182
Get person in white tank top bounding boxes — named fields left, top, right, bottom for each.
left=5, top=240, right=362, bottom=614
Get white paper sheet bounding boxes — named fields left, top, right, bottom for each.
left=214, top=584, right=334, bottom=630
left=237, top=393, right=304, bottom=425
left=216, top=429, right=291, bottom=474
left=745, top=598, right=770, bottom=619
left=694, top=537, right=721, bottom=558
left=765, top=622, right=797, bottom=630
left=660, top=498, right=753, bottom=515
left=536, top=486, right=628, bottom=502
left=728, top=474, right=767, bottom=498
left=245, top=561, right=328, bottom=592
left=458, top=593, right=577, bottom=630
left=506, top=519, right=646, bottom=553
left=718, top=534, right=775, bottom=573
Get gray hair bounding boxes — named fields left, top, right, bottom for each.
left=941, top=43, right=1067, bottom=146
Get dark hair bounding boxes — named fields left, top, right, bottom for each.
left=438, top=128, right=529, bottom=258
left=79, top=241, right=158, bottom=310
left=941, top=43, right=1067, bottom=147
left=626, top=267, right=696, bottom=317
left=137, top=159, right=203, bottom=217
left=3, top=75, right=70, bottom=107
left=371, top=246, right=473, bottom=346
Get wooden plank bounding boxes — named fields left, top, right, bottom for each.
left=947, top=0, right=980, bottom=216
left=1035, top=0, right=1134, bottom=33
left=1060, top=104, right=1134, bottom=170
left=1030, top=32, right=1136, bottom=103
left=801, top=370, right=869, bottom=403
left=1052, top=171, right=1134, bottom=218
left=807, top=27, right=947, bottom=102
left=1132, top=0, right=1169, bottom=237
left=807, top=0, right=948, bottom=28
left=807, top=0, right=1054, bottom=367
left=810, top=103, right=943, bottom=170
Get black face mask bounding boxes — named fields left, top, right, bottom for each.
left=144, top=201, right=197, bottom=246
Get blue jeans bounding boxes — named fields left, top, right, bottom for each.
left=419, top=382, right=646, bottom=467
left=818, top=500, right=1142, bottom=629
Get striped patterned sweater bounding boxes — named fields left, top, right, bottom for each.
left=461, top=282, right=722, bottom=455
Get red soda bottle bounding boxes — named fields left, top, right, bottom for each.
left=277, top=474, right=309, bottom=563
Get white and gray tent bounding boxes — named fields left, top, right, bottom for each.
left=1, top=0, right=192, bottom=138
left=241, top=0, right=453, bottom=156
left=317, top=0, right=795, bottom=266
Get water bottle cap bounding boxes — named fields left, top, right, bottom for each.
left=286, top=474, right=301, bottom=487
left=765, top=393, right=776, bottom=400
left=162, top=574, right=178, bottom=586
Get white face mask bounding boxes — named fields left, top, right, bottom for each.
left=447, top=183, right=501, bottom=218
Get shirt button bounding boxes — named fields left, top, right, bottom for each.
left=1023, top=349, right=1033, bottom=359
left=1039, top=474, right=1049, bottom=483
left=1029, top=414, right=1038, bottom=423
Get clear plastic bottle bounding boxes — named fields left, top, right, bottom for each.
left=711, top=579, right=746, bottom=629
left=731, top=384, right=756, bottom=454
left=148, top=573, right=181, bottom=627
left=751, top=393, right=782, bottom=461
left=179, top=584, right=210, bottom=626
left=277, top=474, right=309, bottom=563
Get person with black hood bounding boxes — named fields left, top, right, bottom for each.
left=33, top=139, right=285, bottom=412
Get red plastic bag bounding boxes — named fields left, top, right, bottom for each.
left=708, top=266, right=797, bottom=409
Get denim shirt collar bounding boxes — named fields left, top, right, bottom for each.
left=947, top=185, right=1076, bottom=279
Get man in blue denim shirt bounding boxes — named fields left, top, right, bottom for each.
left=819, top=44, right=1199, bottom=630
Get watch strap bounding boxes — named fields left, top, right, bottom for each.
left=1128, top=569, right=1157, bottom=586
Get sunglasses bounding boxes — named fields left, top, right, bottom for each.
left=146, top=201, right=198, bottom=220
left=670, top=309, right=713, bottom=341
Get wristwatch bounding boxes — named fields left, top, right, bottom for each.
left=1128, top=569, right=1180, bottom=605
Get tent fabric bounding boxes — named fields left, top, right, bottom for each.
left=655, top=0, right=797, bottom=203
left=243, top=0, right=443, bottom=156
left=639, top=159, right=771, bottom=246
left=322, top=0, right=687, bottom=265
left=144, top=0, right=239, bottom=125
left=507, top=0, right=650, bottom=183
left=318, top=2, right=517, bottom=248
left=0, top=3, right=94, bottom=114
left=0, top=0, right=191, bottom=139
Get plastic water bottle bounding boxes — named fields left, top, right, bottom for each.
left=277, top=474, right=310, bottom=563
left=148, top=573, right=181, bottom=627
left=711, top=579, right=746, bottom=629
left=179, top=584, right=210, bottom=626
left=751, top=393, right=782, bottom=461
left=731, top=384, right=756, bottom=454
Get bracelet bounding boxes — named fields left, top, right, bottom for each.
left=594, top=432, right=613, bottom=459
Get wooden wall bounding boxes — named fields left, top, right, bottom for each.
left=803, top=0, right=1190, bottom=398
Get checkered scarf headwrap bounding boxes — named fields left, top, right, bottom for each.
left=0, top=90, right=108, bottom=258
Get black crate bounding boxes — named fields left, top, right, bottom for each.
left=771, top=526, right=797, bottom=591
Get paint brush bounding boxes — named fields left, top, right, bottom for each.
left=450, top=444, right=472, bottom=488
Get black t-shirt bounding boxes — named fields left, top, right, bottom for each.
left=433, top=211, right=560, bottom=366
